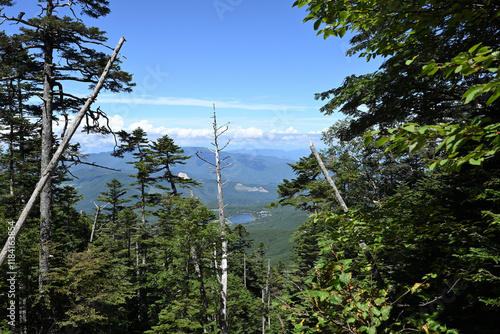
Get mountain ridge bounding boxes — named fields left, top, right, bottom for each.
left=68, top=147, right=303, bottom=212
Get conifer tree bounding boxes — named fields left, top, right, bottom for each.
left=147, top=196, right=219, bottom=333
left=96, top=178, right=131, bottom=235
left=113, top=128, right=157, bottom=225
left=0, top=1, right=134, bottom=300
left=149, top=134, right=200, bottom=196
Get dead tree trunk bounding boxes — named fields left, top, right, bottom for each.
left=196, top=104, right=232, bottom=334
left=262, top=258, right=271, bottom=334
left=90, top=202, right=109, bottom=243
left=244, top=253, right=247, bottom=288
left=310, top=140, right=384, bottom=287
left=309, top=141, right=348, bottom=213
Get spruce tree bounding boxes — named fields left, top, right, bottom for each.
left=96, top=178, right=131, bottom=236
left=0, top=1, right=134, bottom=300
left=113, top=128, right=157, bottom=225
left=149, top=134, right=200, bottom=196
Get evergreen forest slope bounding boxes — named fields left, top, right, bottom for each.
left=68, top=148, right=309, bottom=263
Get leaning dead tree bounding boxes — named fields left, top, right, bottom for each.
left=309, top=140, right=348, bottom=213
left=310, top=140, right=384, bottom=287
left=0, top=37, right=127, bottom=267
left=196, top=105, right=232, bottom=334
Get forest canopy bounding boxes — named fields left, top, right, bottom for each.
left=0, top=0, right=498, bottom=333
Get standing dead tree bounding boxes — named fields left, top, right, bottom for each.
left=196, top=104, right=232, bottom=334
left=0, top=37, right=127, bottom=267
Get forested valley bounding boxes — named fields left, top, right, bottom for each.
left=0, top=0, right=499, bottom=333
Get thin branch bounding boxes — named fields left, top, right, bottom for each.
left=219, top=139, right=231, bottom=152
left=196, top=151, right=216, bottom=167
left=62, top=157, right=121, bottom=172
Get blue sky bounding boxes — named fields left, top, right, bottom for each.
left=6, top=1, right=381, bottom=152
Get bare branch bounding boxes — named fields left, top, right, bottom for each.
left=52, top=76, right=99, bottom=84
left=220, top=162, right=234, bottom=170
left=61, top=156, right=121, bottom=172
left=196, top=151, right=216, bottom=167
left=220, top=139, right=231, bottom=152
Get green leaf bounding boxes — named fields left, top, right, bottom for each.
left=339, top=11, right=348, bottom=21
left=477, top=46, right=491, bottom=55
left=313, top=19, right=322, bottom=30
left=403, top=124, right=417, bottom=132
left=405, top=55, right=418, bottom=65
left=469, top=158, right=482, bottom=165
left=468, top=43, right=482, bottom=54
left=428, top=161, right=440, bottom=171
left=339, top=273, right=350, bottom=283
left=376, top=137, right=390, bottom=146
left=364, top=135, right=373, bottom=146
left=463, top=85, right=484, bottom=104
left=330, top=292, right=342, bottom=304
left=486, top=88, right=500, bottom=105
left=338, top=27, right=347, bottom=38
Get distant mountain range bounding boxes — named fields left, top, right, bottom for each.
left=68, top=147, right=306, bottom=212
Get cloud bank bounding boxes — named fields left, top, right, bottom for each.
left=97, top=96, right=309, bottom=111
left=56, top=115, right=327, bottom=153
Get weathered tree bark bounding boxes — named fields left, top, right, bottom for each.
left=0, top=37, right=127, bottom=267
left=191, top=246, right=210, bottom=333
left=309, top=140, right=348, bottom=212
left=262, top=288, right=266, bottom=334
left=196, top=105, right=231, bottom=334
left=262, top=258, right=271, bottom=334
left=213, top=111, right=229, bottom=334
left=244, top=253, right=247, bottom=288
left=90, top=202, right=108, bottom=243
left=39, top=0, right=56, bottom=293
left=267, top=259, right=271, bottom=328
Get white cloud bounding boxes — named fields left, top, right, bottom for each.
left=49, top=115, right=326, bottom=153
left=97, top=95, right=309, bottom=111
left=271, top=126, right=298, bottom=134
left=228, top=126, right=264, bottom=139
left=109, top=115, right=125, bottom=131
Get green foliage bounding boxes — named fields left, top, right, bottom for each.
left=50, top=246, right=133, bottom=332
left=280, top=164, right=500, bottom=332
left=294, top=0, right=499, bottom=60
left=367, top=118, right=500, bottom=171
left=149, top=134, right=201, bottom=195
left=147, top=196, right=220, bottom=333
left=227, top=274, right=261, bottom=334
left=420, top=44, right=500, bottom=106
left=96, top=178, right=131, bottom=229
left=281, top=239, right=391, bottom=333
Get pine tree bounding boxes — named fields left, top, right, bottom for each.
left=149, top=134, right=200, bottom=196
left=96, top=178, right=131, bottom=238
left=113, top=128, right=158, bottom=225
left=0, top=1, right=134, bottom=301
left=147, top=196, right=219, bottom=333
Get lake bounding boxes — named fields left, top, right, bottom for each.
left=228, top=214, right=254, bottom=224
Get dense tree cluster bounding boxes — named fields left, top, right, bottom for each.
left=269, top=1, right=500, bottom=333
